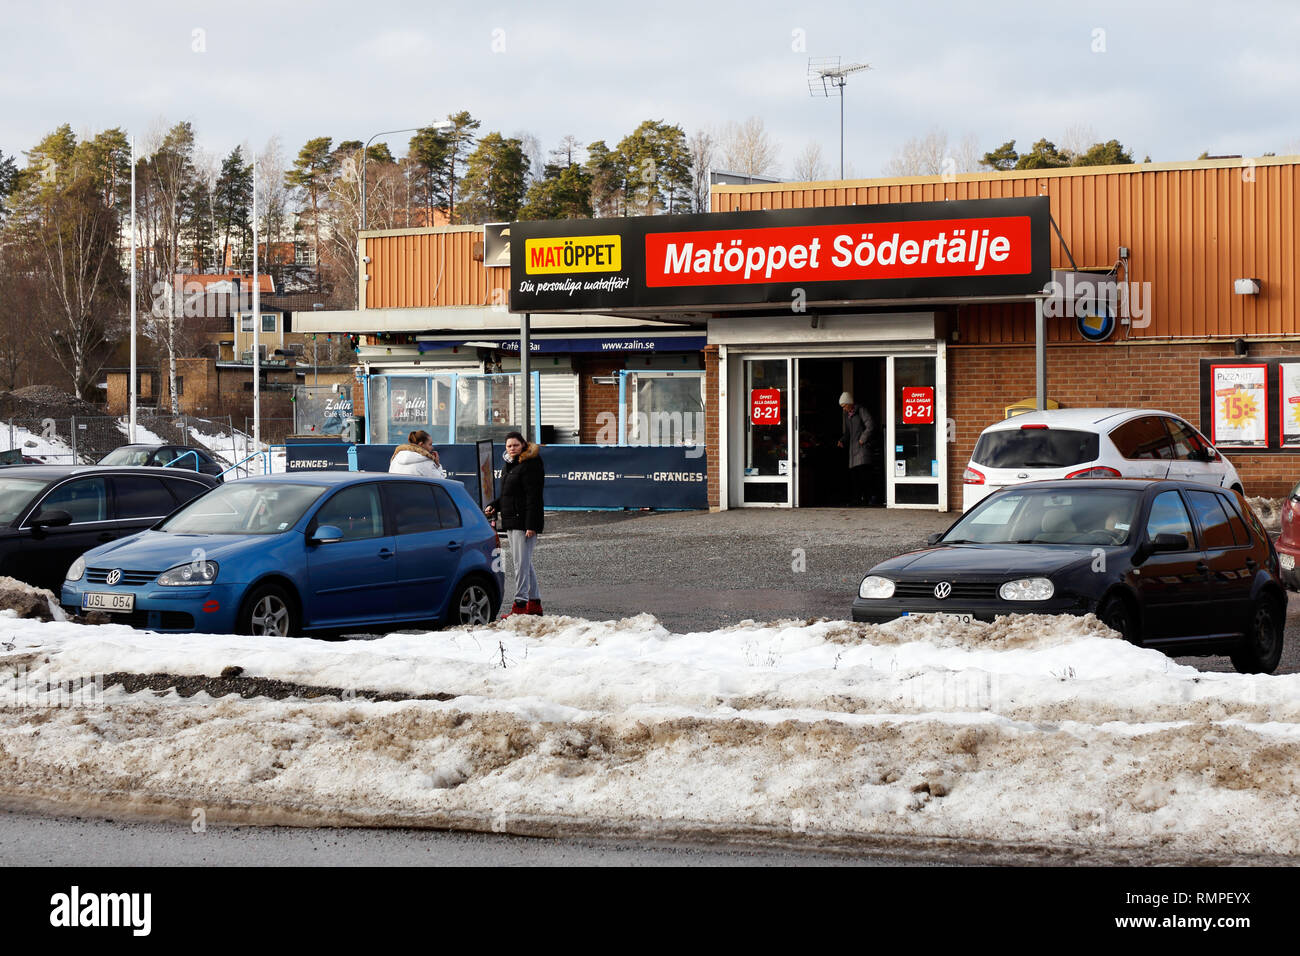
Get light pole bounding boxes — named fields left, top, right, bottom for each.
left=129, top=135, right=137, bottom=443
left=360, top=121, right=452, bottom=231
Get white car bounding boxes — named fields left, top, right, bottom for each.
left=962, top=408, right=1244, bottom=511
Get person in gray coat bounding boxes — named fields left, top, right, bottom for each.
left=837, top=392, right=877, bottom=505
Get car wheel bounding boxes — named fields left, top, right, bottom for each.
left=1230, top=597, right=1284, bottom=674
left=238, top=583, right=299, bottom=637
left=1097, top=595, right=1137, bottom=642
left=447, top=577, right=496, bottom=627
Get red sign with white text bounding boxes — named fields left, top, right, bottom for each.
left=751, top=389, right=782, bottom=425
left=645, top=216, right=1032, bottom=288
left=902, top=387, right=935, bottom=424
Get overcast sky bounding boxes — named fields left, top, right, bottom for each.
left=4, top=0, right=1298, bottom=177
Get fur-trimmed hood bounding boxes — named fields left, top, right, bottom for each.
left=390, top=443, right=439, bottom=463
left=504, top=442, right=542, bottom=464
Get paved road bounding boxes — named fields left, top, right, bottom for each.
left=528, top=507, right=1300, bottom=674
left=0, top=806, right=910, bottom=867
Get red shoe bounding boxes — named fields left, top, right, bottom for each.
left=499, top=600, right=528, bottom=620
left=525, top=599, right=543, bottom=616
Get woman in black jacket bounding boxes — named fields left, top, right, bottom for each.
left=485, top=431, right=545, bottom=617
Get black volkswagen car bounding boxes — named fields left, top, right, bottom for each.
left=0, top=466, right=219, bottom=593
left=99, top=444, right=226, bottom=479
left=852, top=479, right=1285, bottom=674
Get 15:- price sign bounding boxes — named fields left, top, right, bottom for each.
left=902, top=386, right=934, bottom=424
left=750, top=389, right=782, bottom=425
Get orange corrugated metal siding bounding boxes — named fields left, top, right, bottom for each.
left=365, top=231, right=509, bottom=309
left=713, top=163, right=1300, bottom=344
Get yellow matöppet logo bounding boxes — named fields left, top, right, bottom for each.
left=524, top=235, right=622, bottom=274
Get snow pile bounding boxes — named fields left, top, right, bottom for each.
left=1, top=612, right=1297, bottom=858
left=0, top=577, right=67, bottom=622
left=1247, top=496, right=1284, bottom=534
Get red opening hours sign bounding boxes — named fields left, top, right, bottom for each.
left=750, top=389, right=782, bottom=425
left=902, top=387, right=934, bottom=424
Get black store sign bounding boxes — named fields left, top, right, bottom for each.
left=509, top=196, right=1051, bottom=314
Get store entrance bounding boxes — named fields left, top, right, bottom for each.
left=796, top=357, right=885, bottom=507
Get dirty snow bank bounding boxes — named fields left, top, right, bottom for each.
left=1, top=612, right=1297, bottom=856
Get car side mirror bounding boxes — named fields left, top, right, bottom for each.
left=926, top=532, right=944, bottom=546
left=32, top=509, right=73, bottom=528
left=309, top=524, right=343, bottom=545
left=1150, top=532, right=1188, bottom=552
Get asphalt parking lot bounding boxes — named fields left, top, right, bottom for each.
left=523, top=507, right=1300, bottom=675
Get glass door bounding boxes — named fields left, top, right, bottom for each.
left=886, top=354, right=944, bottom=508
left=741, top=358, right=793, bottom=506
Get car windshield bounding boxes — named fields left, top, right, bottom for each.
left=158, top=481, right=325, bottom=535
left=0, top=477, right=49, bottom=524
left=971, top=428, right=1100, bottom=468
left=943, top=487, right=1142, bottom=546
left=100, top=447, right=153, bottom=466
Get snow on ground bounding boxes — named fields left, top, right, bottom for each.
left=0, top=424, right=78, bottom=463
left=116, top=419, right=168, bottom=447
left=2, top=609, right=1298, bottom=856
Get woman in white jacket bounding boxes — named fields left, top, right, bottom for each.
left=388, top=430, right=447, bottom=478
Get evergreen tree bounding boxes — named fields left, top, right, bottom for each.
left=213, top=145, right=253, bottom=271
left=981, top=140, right=1019, bottom=171
left=285, top=137, right=337, bottom=292
left=458, top=133, right=528, bottom=224
left=616, top=120, right=691, bottom=215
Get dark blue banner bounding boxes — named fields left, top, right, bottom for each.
left=347, top=444, right=707, bottom=509
left=418, top=336, right=706, bottom=354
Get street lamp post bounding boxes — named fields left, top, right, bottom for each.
left=360, top=121, right=453, bottom=231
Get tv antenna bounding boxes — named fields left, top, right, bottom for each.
left=808, top=57, right=872, bottom=180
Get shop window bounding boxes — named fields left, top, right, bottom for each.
left=627, top=372, right=705, bottom=446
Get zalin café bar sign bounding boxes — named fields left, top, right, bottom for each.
left=509, top=197, right=1051, bottom=314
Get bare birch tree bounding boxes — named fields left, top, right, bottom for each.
left=720, top=117, right=780, bottom=177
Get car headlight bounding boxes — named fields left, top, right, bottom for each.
left=999, top=577, right=1055, bottom=601
left=859, top=575, right=896, bottom=599
left=157, top=561, right=219, bottom=586
left=65, top=556, right=85, bottom=582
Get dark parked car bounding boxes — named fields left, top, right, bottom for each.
left=99, top=444, right=225, bottom=479
left=0, top=466, right=219, bottom=593
left=61, top=473, right=504, bottom=636
left=852, top=479, right=1286, bottom=674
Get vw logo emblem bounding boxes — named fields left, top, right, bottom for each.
left=106, top=569, right=122, bottom=586
left=933, top=582, right=952, bottom=599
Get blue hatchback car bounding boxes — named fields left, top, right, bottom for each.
left=61, top=473, right=504, bottom=635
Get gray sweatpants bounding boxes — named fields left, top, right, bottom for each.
left=506, top=529, right=541, bottom=603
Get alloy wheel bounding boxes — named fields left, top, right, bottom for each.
left=250, top=595, right=290, bottom=636
left=458, top=585, right=493, bottom=625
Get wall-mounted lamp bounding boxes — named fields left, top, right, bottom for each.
left=1233, top=338, right=1249, bottom=356
left=1233, top=278, right=1261, bottom=295
left=362, top=256, right=371, bottom=264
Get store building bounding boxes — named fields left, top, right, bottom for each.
left=301, top=156, right=1300, bottom=510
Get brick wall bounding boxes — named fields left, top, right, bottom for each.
left=575, top=355, right=625, bottom=443
left=947, top=338, right=1300, bottom=504
left=705, top=346, right=720, bottom=508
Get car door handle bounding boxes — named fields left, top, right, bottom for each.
left=446, top=541, right=461, bottom=551
left=1245, top=557, right=1258, bottom=572
left=378, top=548, right=393, bottom=559
left=1195, top=561, right=1209, bottom=576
